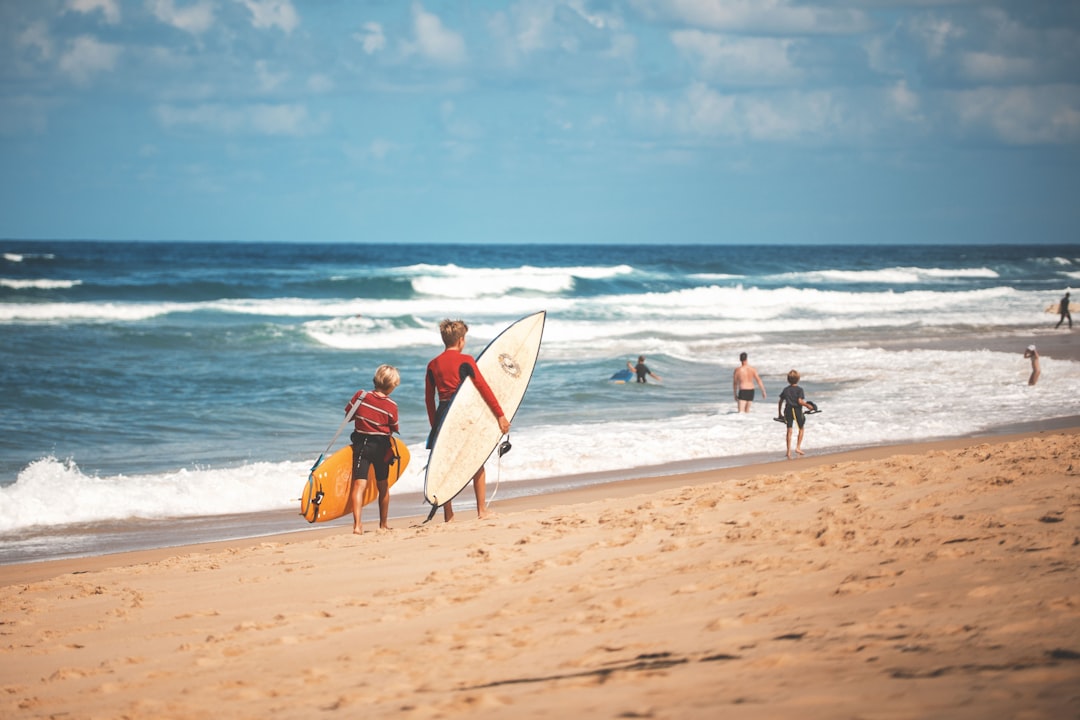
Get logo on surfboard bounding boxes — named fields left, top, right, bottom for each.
left=498, top=352, right=521, bottom=378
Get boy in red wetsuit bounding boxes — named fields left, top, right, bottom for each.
left=346, top=364, right=400, bottom=534
left=425, top=319, right=510, bottom=521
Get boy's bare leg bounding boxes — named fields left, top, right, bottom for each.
left=439, top=470, right=493, bottom=521
left=796, top=427, right=806, bottom=456
left=349, top=478, right=367, bottom=534
left=785, top=427, right=793, bottom=459
left=377, top=480, right=391, bottom=530
left=473, top=468, right=491, bottom=519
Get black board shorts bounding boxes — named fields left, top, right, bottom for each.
left=351, top=432, right=392, bottom=482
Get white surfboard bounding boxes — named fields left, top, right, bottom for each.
left=424, top=311, right=546, bottom=508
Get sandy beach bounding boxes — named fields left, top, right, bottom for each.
left=3, top=424, right=1078, bottom=719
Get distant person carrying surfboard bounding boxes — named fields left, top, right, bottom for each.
left=777, top=369, right=815, bottom=460
left=1056, top=291, right=1072, bottom=329
left=426, top=319, right=511, bottom=522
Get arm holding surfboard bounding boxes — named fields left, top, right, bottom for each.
left=425, top=319, right=510, bottom=522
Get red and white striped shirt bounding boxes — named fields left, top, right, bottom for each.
left=346, top=390, right=399, bottom=436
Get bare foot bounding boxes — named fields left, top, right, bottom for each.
left=353, top=526, right=363, bottom=535
left=378, top=524, right=393, bottom=531
left=477, top=509, right=497, bottom=520
left=796, top=448, right=805, bottom=456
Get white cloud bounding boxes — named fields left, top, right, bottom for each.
left=66, top=0, right=121, bottom=24
left=947, top=85, right=1080, bottom=145
left=491, top=2, right=552, bottom=57
left=58, top=35, right=121, bottom=86
left=307, top=73, right=334, bottom=93
left=641, top=0, right=871, bottom=35
left=889, top=78, right=923, bottom=123
left=440, top=99, right=481, bottom=140
left=607, top=32, right=637, bottom=62
left=255, top=60, right=287, bottom=92
left=671, top=30, right=802, bottom=86
left=0, top=96, right=57, bottom=136
left=410, top=3, right=467, bottom=65
left=355, top=22, right=386, bottom=55
left=156, top=102, right=321, bottom=136
left=158, top=104, right=242, bottom=133
left=625, top=81, right=852, bottom=143
left=959, top=51, right=1037, bottom=83
left=148, top=0, right=215, bottom=35
left=369, top=138, right=396, bottom=160
left=739, top=91, right=842, bottom=141
left=487, top=1, right=633, bottom=67
left=250, top=103, right=312, bottom=135
left=17, top=22, right=54, bottom=62
left=235, top=0, right=299, bottom=34
left=342, top=138, right=402, bottom=165
left=908, top=14, right=965, bottom=59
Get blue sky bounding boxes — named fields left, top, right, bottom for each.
left=1, top=0, right=1078, bottom=244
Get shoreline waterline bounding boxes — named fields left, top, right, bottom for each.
left=3, top=416, right=1076, bottom=576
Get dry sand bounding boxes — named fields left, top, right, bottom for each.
left=2, top=427, right=1079, bottom=719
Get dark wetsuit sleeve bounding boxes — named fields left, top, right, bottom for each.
left=425, top=365, right=437, bottom=426
left=460, top=356, right=505, bottom=418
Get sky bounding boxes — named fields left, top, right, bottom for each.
left=1, top=0, right=1078, bottom=245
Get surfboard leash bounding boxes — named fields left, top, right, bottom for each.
left=422, top=502, right=440, bottom=524
left=310, top=391, right=365, bottom=473
left=489, top=434, right=511, bottom=504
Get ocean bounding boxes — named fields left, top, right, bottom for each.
left=2, top=241, right=1078, bottom=563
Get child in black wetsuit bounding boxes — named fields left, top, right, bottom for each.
left=630, top=355, right=662, bottom=383
left=778, top=369, right=813, bottom=459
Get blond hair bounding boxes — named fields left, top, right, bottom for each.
left=373, top=364, right=400, bottom=393
left=787, top=369, right=800, bottom=385
left=439, top=319, right=469, bottom=348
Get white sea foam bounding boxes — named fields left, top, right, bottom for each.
left=1, top=278, right=82, bottom=290
left=0, top=284, right=1049, bottom=337
left=304, top=286, right=1047, bottom=352
left=0, top=301, right=179, bottom=323
left=0, top=457, right=314, bottom=532
left=772, top=266, right=999, bottom=284
left=406, top=263, right=632, bottom=298
left=2, top=252, right=54, bottom=263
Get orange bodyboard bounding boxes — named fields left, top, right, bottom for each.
left=300, top=437, right=410, bottom=523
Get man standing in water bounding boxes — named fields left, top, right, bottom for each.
left=1024, top=345, right=1040, bottom=386
left=733, top=351, right=767, bottom=412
